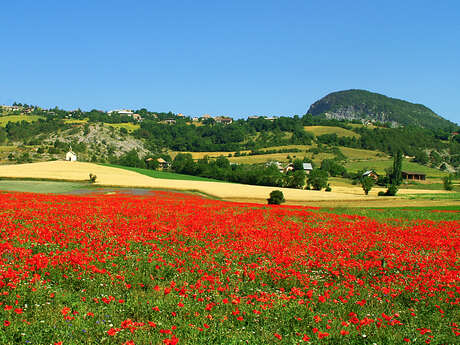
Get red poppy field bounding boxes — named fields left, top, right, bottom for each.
left=0, top=191, right=459, bottom=344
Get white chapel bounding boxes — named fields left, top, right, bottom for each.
left=65, top=146, right=77, bottom=162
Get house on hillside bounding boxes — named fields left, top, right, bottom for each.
left=156, top=158, right=169, bottom=169
left=265, top=161, right=284, bottom=173
left=108, top=109, right=134, bottom=116
left=65, top=147, right=77, bottom=162
left=302, top=163, right=313, bottom=174
left=284, top=163, right=295, bottom=173
left=132, top=113, right=142, bottom=121
left=214, top=116, right=233, bottom=125
left=402, top=171, right=426, bottom=181
left=362, top=170, right=379, bottom=181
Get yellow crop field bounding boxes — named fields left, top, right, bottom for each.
left=304, top=126, right=360, bottom=138
left=0, top=115, right=44, bottom=126
left=106, top=123, right=140, bottom=132
left=64, top=119, right=88, bottom=124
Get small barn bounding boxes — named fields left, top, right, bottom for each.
left=402, top=171, right=426, bottom=181
left=65, top=147, right=77, bottom=162
left=302, top=163, right=313, bottom=174
left=362, top=170, right=379, bottom=181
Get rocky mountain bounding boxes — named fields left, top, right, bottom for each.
left=307, top=89, right=456, bottom=130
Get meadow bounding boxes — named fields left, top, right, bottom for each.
left=0, top=190, right=458, bottom=344
left=0, top=115, right=44, bottom=126
left=304, top=126, right=360, bottom=138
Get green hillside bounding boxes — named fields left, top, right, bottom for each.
left=307, top=89, right=456, bottom=130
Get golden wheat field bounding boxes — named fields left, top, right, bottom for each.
left=0, top=161, right=453, bottom=207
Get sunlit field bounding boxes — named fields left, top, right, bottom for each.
left=0, top=191, right=458, bottom=344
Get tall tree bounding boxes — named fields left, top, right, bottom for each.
left=385, top=150, right=403, bottom=196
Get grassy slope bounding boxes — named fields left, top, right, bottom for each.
left=345, top=159, right=446, bottom=177
left=102, top=164, right=225, bottom=183
left=304, top=125, right=360, bottom=138
left=0, top=115, right=44, bottom=126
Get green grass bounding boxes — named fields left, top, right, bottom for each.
left=0, top=115, right=44, bottom=126
left=0, top=180, right=89, bottom=193
left=324, top=205, right=460, bottom=221
left=102, top=164, right=225, bottom=183
left=345, top=159, right=446, bottom=177
left=401, top=192, right=460, bottom=201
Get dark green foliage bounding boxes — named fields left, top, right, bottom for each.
left=172, top=153, right=197, bottom=175
left=320, top=159, right=347, bottom=177
left=385, top=151, right=403, bottom=196
left=307, top=89, right=456, bottom=130
left=16, top=152, right=32, bottom=163
left=442, top=174, right=454, bottom=191
left=307, top=169, right=328, bottom=190
left=430, top=151, right=442, bottom=165
left=325, top=184, right=332, bottom=192
left=413, top=150, right=429, bottom=165
left=361, top=176, right=375, bottom=195
left=0, top=127, right=6, bottom=144
left=117, top=149, right=146, bottom=169
left=267, top=190, right=285, bottom=205
left=285, top=170, right=306, bottom=189
left=385, top=184, right=399, bottom=196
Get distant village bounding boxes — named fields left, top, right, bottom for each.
left=0, top=104, right=281, bottom=125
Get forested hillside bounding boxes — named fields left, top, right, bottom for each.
left=308, top=89, right=456, bottom=130
left=1, top=102, right=459, bottom=177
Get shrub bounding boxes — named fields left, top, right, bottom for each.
left=325, top=184, right=332, bottom=192
left=378, top=191, right=386, bottom=196
left=385, top=184, right=398, bottom=196
left=267, top=190, right=285, bottom=205
left=89, top=173, right=97, bottom=183
left=442, top=174, right=454, bottom=191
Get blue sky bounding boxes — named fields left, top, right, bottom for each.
left=1, top=0, right=459, bottom=123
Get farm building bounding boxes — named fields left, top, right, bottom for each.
left=302, top=163, right=313, bottom=174
left=362, top=170, right=379, bottom=181
left=402, top=171, right=426, bottom=181
left=65, top=147, right=77, bottom=162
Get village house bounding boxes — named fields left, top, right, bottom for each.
left=362, top=170, right=379, bottom=181
left=214, top=116, right=233, bottom=125
left=163, top=119, right=176, bottom=125
left=132, top=113, right=142, bottom=121
left=265, top=161, right=284, bottom=173
left=156, top=158, right=169, bottom=169
left=283, top=163, right=295, bottom=173
left=108, top=109, right=134, bottom=116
